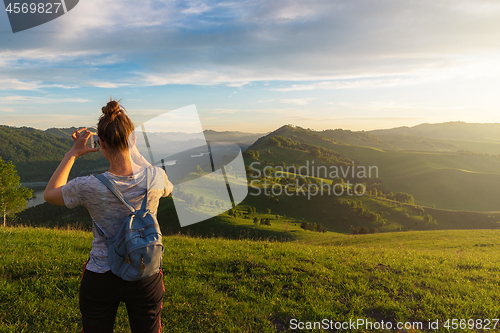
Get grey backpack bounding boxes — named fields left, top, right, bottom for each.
left=94, top=168, right=164, bottom=281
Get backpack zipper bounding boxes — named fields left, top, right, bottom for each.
left=125, top=242, right=164, bottom=258
left=117, top=224, right=161, bottom=248
left=140, top=255, right=145, bottom=275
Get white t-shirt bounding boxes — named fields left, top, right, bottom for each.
left=62, top=166, right=172, bottom=273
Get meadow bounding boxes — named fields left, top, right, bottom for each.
left=2, top=226, right=500, bottom=332
left=4, top=124, right=500, bottom=332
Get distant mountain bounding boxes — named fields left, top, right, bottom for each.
left=364, top=122, right=500, bottom=154
left=203, top=130, right=263, bottom=148
left=277, top=122, right=500, bottom=154
left=45, top=127, right=97, bottom=138
left=251, top=124, right=470, bottom=153
left=370, top=122, right=500, bottom=142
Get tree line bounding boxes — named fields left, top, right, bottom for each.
left=0, top=125, right=108, bottom=182
left=266, top=135, right=353, bottom=166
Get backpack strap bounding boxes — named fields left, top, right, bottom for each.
left=140, top=168, right=150, bottom=212
left=94, top=168, right=151, bottom=240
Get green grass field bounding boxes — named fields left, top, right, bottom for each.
left=8, top=124, right=500, bottom=331
left=3, top=227, right=500, bottom=332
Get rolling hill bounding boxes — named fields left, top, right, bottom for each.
left=247, top=125, right=500, bottom=212
left=15, top=122, right=500, bottom=235
left=312, top=122, right=500, bottom=154
left=370, top=121, right=500, bottom=142
left=368, top=122, right=500, bottom=154
left=7, top=122, right=500, bottom=235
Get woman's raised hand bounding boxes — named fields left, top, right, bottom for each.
left=69, top=128, right=100, bottom=157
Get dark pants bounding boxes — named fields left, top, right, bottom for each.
left=79, top=263, right=164, bottom=333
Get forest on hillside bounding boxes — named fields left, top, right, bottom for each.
left=0, top=125, right=108, bottom=182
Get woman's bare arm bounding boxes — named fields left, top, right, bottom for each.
left=44, top=128, right=99, bottom=206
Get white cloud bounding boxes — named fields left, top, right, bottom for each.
left=0, top=49, right=103, bottom=65
left=254, top=0, right=334, bottom=21
left=0, top=96, right=91, bottom=104
left=270, top=53, right=500, bottom=91
left=137, top=70, right=256, bottom=86
left=0, top=78, right=76, bottom=91
left=338, top=100, right=468, bottom=112
left=2, top=0, right=500, bottom=90
left=272, top=77, right=426, bottom=92
left=181, top=2, right=212, bottom=14
left=0, top=79, right=46, bottom=91
left=53, top=0, right=178, bottom=37
left=280, top=98, right=315, bottom=105
left=226, top=82, right=249, bottom=87
left=87, top=82, right=130, bottom=88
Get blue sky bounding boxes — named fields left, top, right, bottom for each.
left=1, top=0, right=500, bottom=133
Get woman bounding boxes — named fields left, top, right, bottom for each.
left=44, top=100, right=173, bottom=333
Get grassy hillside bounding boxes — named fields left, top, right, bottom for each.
left=248, top=125, right=500, bottom=212
left=361, top=133, right=461, bottom=152
left=14, top=183, right=500, bottom=240
left=0, top=125, right=108, bottom=182
left=2, top=227, right=500, bottom=332
left=318, top=129, right=396, bottom=150
left=203, top=129, right=264, bottom=149
left=328, top=146, right=500, bottom=211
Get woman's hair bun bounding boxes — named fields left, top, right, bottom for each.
left=98, top=98, right=134, bottom=151
left=101, top=100, right=123, bottom=120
